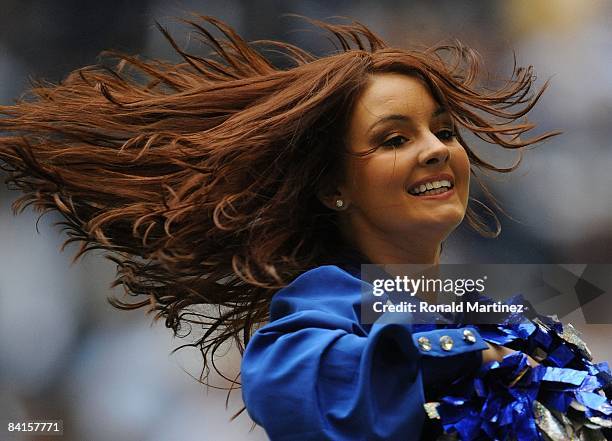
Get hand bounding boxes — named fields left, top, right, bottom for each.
left=482, top=342, right=539, bottom=368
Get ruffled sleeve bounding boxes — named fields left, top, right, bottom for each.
left=241, top=266, right=489, bottom=441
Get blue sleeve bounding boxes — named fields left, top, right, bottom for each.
left=415, top=327, right=487, bottom=388
left=241, top=266, right=487, bottom=441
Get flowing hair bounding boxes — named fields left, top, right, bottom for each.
left=0, top=15, right=557, bottom=404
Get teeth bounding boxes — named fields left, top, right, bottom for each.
left=409, top=179, right=453, bottom=195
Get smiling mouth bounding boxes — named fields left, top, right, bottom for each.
left=408, top=179, right=454, bottom=197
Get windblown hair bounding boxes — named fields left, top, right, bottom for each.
left=0, top=16, right=557, bottom=395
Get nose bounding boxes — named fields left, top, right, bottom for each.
left=417, top=134, right=450, bottom=166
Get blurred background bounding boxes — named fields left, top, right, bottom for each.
left=1, top=0, right=611, bottom=440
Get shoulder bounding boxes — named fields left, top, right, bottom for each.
left=277, top=265, right=361, bottom=299
left=270, top=265, right=363, bottom=323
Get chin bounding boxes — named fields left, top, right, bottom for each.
left=416, top=211, right=465, bottom=236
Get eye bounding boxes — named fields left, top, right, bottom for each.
left=381, top=135, right=408, bottom=149
left=437, top=129, right=456, bottom=141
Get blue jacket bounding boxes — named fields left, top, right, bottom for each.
left=241, top=265, right=489, bottom=441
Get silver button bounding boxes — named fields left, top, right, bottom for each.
left=417, top=336, right=432, bottom=352
left=463, top=329, right=477, bottom=344
left=439, top=335, right=454, bottom=351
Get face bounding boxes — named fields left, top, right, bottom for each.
left=334, top=73, right=470, bottom=256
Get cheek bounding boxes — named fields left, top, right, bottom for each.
left=340, top=159, right=395, bottom=213
left=452, top=148, right=471, bottom=201
left=352, top=156, right=405, bottom=196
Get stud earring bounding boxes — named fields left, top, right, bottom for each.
left=335, top=199, right=344, bottom=209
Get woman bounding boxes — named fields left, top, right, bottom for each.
left=1, top=16, right=610, bottom=440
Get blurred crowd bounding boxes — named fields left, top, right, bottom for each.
left=1, top=1, right=611, bottom=440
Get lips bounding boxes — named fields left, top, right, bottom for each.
left=406, top=173, right=454, bottom=195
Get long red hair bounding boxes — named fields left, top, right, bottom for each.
left=0, top=16, right=557, bottom=390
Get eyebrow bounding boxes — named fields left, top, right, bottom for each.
left=367, top=107, right=449, bottom=134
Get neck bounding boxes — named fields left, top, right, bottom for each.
left=342, top=216, right=443, bottom=265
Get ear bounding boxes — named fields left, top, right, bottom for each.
left=317, top=184, right=349, bottom=211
